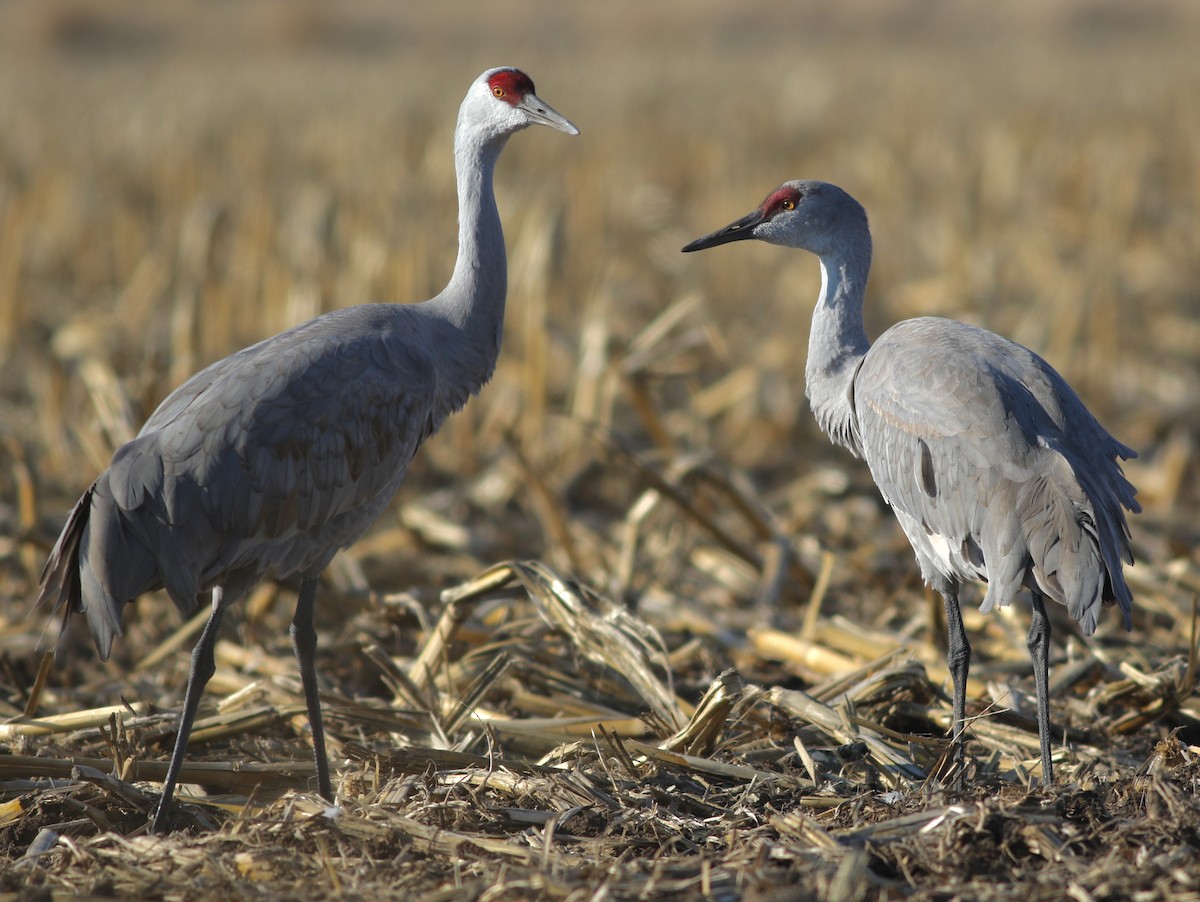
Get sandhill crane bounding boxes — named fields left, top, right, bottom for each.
left=683, top=180, right=1138, bottom=784
left=37, top=67, right=578, bottom=832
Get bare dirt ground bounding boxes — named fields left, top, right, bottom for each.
left=2, top=2, right=1199, bottom=899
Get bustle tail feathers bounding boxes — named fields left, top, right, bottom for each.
left=36, top=476, right=163, bottom=660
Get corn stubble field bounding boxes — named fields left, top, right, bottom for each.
left=1, top=1, right=1199, bottom=899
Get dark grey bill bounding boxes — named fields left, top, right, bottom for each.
left=681, top=208, right=765, bottom=252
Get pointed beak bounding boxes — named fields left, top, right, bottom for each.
left=681, top=208, right=765, bottom=252
left=519, top=93, right=580, bottom=136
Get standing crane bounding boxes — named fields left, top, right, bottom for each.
left=683, top=180, right=1138, bottom=784
left=37, top=67, right=578, bottom=832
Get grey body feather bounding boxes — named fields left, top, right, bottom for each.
left=45, top=304, right=458, bottom=657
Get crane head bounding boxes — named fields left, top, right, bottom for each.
left=681, top=180, right=867, bottom=258
left=478, top=67, right=579, bottom=137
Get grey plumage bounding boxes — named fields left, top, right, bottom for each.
left=683, top=179, right=1138, bottom=784
left=852, top=318, right=1136, bottom=634
left=38, top=67, right=577, bottom=832
left=49, top=307, right=452, bottom=645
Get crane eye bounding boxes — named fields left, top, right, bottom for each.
left=781, top=199, right=796, bottom=211
left=492, top=86, right=506, bottom=98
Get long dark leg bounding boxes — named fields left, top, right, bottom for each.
left=1027, top=591, right=1053, bottom=785
left=941, top=583, right=971, bottom=783
left=292, top=576, right=332, bottom=802
left=150, top=590, right=227, bottom=834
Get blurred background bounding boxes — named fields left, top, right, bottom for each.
left=0, top=0, right=1197, bottom=677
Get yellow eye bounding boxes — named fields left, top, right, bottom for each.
left=492, top=86, right=505, bottom=98
left=781, top=199, right=796, bottom=211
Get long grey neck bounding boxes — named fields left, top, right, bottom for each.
left=804, top=243, right=872, bottom=455
left=425, top=124, right=511, bottom=395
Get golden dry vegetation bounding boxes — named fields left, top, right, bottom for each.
left=2, top=1, right=1200, bottom=899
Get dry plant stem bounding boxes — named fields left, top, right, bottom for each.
left=0, top=702, right=148, bottom=740
left=800, top=551, right=836, bottom=641
left=134, top=606, right=210, bottom=675
left=0, top=754, right=311, bottom=794
left=408, top=599, right=468, bottom=699
left=1184, top=596, right=1199, bottom=697
left=660, top=669, right=743, bottom=756
left=507, top=432, right=585, bottom=572
left=605, top=437, right=760, bottom=567
left=624, top=375, right=675, bottom=452
left=22, top=652, right=53, bottom=718
left=5, top=435, right=39, bottom=580
left=754, top=535, right=791, bottom=616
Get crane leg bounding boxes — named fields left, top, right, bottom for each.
left=1027, top=591, right=1053, bottom=785
left=940, top=585, right=971, bottom=784
left=292, top=576, right=333, bottom=802
left=150, top=590, right=227, bottom=834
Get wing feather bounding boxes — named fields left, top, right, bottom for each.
left=852, top=317, right=1136, bottom=631
left=102, top=305, right=446, bottom=595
